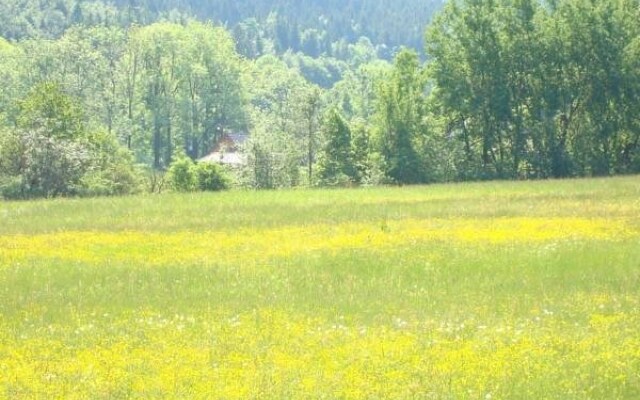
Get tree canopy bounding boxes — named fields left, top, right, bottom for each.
left=1, top=0, right=639, bottom=199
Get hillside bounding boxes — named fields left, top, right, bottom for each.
left=0, top=0, right=443, bottom=52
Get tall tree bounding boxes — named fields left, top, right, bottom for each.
left=375, top=49, right=427, bottom=184
left=242, top=55, right=312, bottom=188
left=318, top=108, right=357, bottom=186
left=299, top=87, right=322, bottom=184
left=426, top=0, right=640, bottom=179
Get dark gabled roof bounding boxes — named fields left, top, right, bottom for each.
left=198, top=132, right=249, bottom=165
left=212, top=132, right=249, bottom=153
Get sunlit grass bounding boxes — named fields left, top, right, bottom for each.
left=1, top=176, right=639, bottom=398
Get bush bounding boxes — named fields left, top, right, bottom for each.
left=79, top=133, right=144, bottom=197
left=79, top=163, right=144, bottom=197
left=0, top=127, right=144, bottom=200
left=4, top=130, right=91, bottom=199
left=0, top=176, right=24, bottom=200
left=167, top=157, right=231, bottom=193
left=194, top=162, right=230, bottom=191
left=167, top=157, right=196, bottom=192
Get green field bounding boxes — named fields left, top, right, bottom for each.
left=1, top=177, right=640, bottom=399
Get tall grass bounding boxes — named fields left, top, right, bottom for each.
left=1, top=176, right=639, bottom=398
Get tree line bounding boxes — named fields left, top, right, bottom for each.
left=427, top=0, right=640, bottom=179
left=1, top=0, right=639, bottom=199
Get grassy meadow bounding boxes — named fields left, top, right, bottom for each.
left=1, top=176, right=640, bottom=399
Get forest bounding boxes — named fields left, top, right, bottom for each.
left=1, top=0, right=639, bottom=199
left=0, top=0, right=442, bottom=52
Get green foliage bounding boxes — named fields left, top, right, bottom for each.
left=375, top=49, right=428, bottom=184
left=0, top=128, right=19, bottom=176
left=0, top=176, right=23, bottom=200
left=426, top=0, right=640, bottom=180
left=80, top=131, right=144, bottom=197
left=193, top=162, right=231, bottom=192
left=79, top=165, right=143, bottom=197
left=17, top=82, right=85, bottom=140
left=329, top=60, right=391, bottom=121
left=351, top=121, right=372, bottom=183
left=0, top=85, right=141, bottom=200
left=0, top=0, right=443, bottom=54
left=0, top=128, right=142, bottom=200
left=283, top=52, right=346, bottom=89
left=242, top=135, right=301, bottom=190
left=0, top=129, right=91, bottom=199
left=2, top=0, right=639, bottom=196
left=243, top=140, right=276, bottom=189
left=167, top=156, right=196, bottom=192
left=0, top=22, right=248, bottom=172
left=241, top=55, right=317, bottom=189
left=318, top=108, right=358, bottom=186
left=167, top=157, right=230, bottom=193
left=128, top=22, right=247, bottom=169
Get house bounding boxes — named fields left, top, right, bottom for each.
left=198, top=133, right=248, bottom=166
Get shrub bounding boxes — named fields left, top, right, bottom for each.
left=80, top=132, right=144, bottom=197
left=1, top=130, right=91, bottom=199
left=0, top=127, right=144, bottom=200
left=167, top=157, right=196, bottom=192
left=79, top=163, right=144, bottom=197
left=167, top=157, right=231, bottom=193
left=0, top=176, right=24, bottom=200
left=194, top=162, right=230, bottom=191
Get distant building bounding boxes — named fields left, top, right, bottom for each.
left=198, top=133, right=248, bottom=166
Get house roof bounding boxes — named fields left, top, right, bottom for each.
left=198, top=151, right=244, bottom=166
left=213, top=133, right=249, bottom=152
left=199, top=132, right=249, bottom=165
